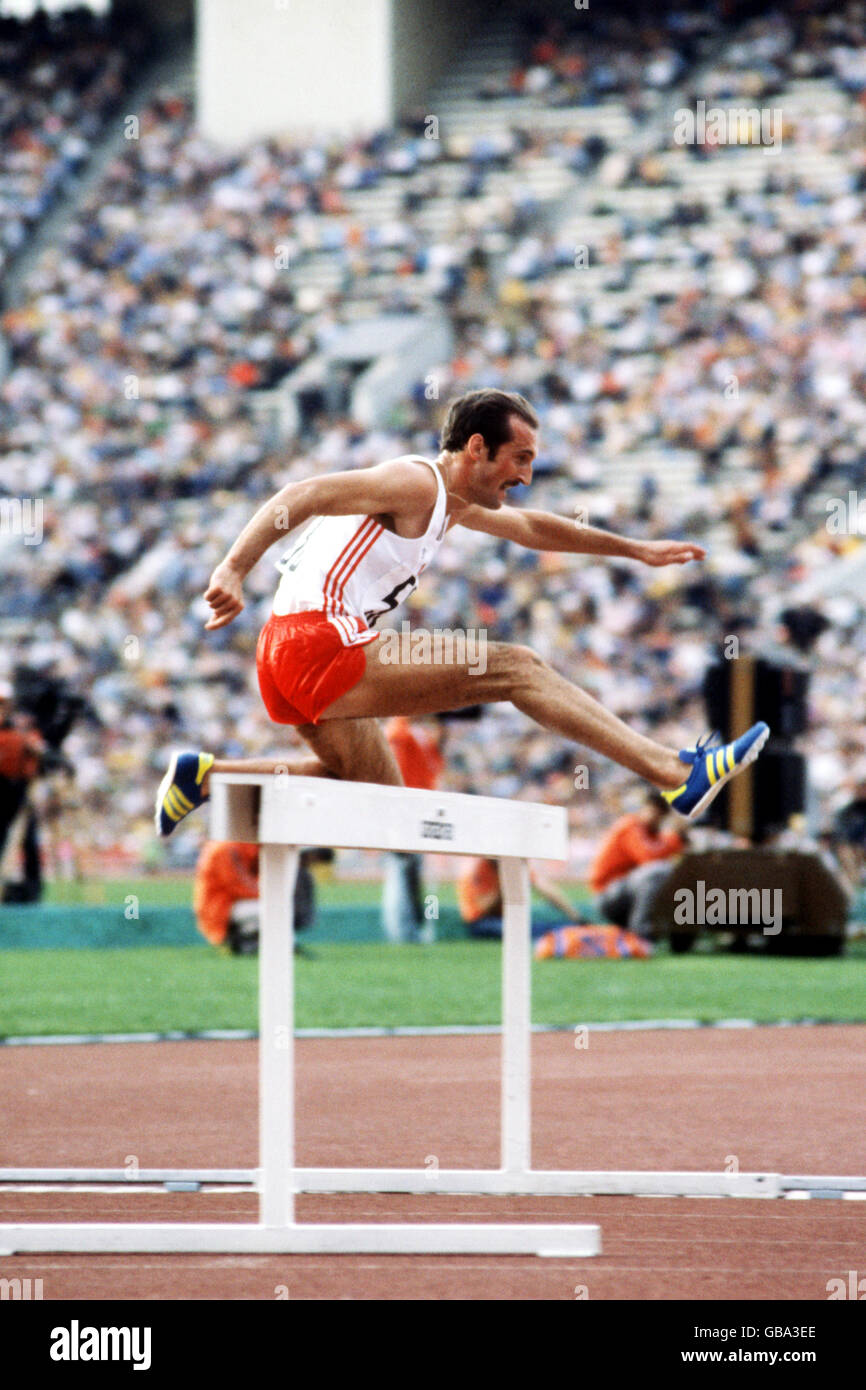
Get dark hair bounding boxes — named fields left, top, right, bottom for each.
left=440, top=389, right=538, bottom=459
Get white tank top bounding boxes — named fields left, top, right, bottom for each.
left=272, top=457, right=450, bottom=647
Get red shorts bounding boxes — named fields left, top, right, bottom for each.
left=256, top=611, right=373, bottom=726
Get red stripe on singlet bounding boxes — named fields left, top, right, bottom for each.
left=332, top=522, right=382, bottom=611
left=322, top=518, right=377, bottom=613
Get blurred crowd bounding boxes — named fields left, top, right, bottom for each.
left=0, top=3, right=864, bottom=877
left=0, top=7, right=134, bottom=281
left=485, top=3, right=866, bottom=106
left=477, top=4, right=710, bottom=107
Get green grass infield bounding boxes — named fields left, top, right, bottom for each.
left=1, top=939, right=864, bottom=1037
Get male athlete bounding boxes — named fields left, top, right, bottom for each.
left=156, top=389, right=767, bottom=833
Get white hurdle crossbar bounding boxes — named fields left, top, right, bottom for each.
left=0, top=775, right=600, bottom=1257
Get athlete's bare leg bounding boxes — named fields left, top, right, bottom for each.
left=201, top=718, right=403, bottom=795
left=209, top=755, right=327, bottom=779
left=321, top=640, right=687, bottom=790
left=295, top=717, right=404, bottom=785
left=201, top=642, right=686, bottom=793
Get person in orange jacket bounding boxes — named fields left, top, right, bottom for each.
left=456, top=855, right=578, bottom=939
left=0, top=680, right=48, bottom=902
left=193, top=841, right=260, bottom=951
left=193, top=841, right=316, bottom=954
left=587, top=790, right=686, bottom=938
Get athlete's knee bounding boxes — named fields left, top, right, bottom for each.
left=301, top=721, right=402, bottom=787
left=339, top=755, right=402, bottom=787
left=297, top=726, right=349, bottom=780
left=320, top=748, right=355, bottom=781
left=487, top=642, right=547, bottom=696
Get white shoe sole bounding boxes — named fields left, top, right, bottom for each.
left=675, top=725, right=770, bottom=822
left=154, top=751, right=181, bottom=837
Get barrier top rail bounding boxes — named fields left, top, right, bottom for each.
left=209, top=774, right=568, bottom=861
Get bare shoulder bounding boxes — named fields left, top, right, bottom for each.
left=374, top=454, right=439, bottom=505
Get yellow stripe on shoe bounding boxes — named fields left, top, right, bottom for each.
left=663, top=723, right=770, bottom=823
left=662, top=782, right=688, bottom=806
left=156, top=750, right=214, bottom=839
left=196, top=753, right=214, bottom=786
left=163, top=789, right=191, bottom=820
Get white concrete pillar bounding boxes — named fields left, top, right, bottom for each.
left=196, top=0, right=392, bottom=145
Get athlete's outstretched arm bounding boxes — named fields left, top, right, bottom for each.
left=203, top=459, right=437, bottom=630
left=456, top=504, right=705, bottom=566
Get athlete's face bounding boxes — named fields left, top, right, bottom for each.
left=466, top=415, right=537, bottom=508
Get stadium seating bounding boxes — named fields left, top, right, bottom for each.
left=1, top=2, right=864, bottom=878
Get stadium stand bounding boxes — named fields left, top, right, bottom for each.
left=1, top=1, right=864, bottom=882
left=0, top=6, right=142, bottom=282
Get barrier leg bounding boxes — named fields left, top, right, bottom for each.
left=499, top=857, right=531, bottom=1175
left=259, top=844, right=299, bottom=1227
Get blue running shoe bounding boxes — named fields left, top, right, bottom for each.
left=155, top=750, right=214, bottom=837
left=662, top=722, right=770, bottom=821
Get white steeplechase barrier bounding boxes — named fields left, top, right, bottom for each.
left=0, top=775, right=600, bottom=1256
left=3, top=774, right=862, bottom=1253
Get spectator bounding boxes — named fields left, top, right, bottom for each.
left=381, top=715, right=444, bottom=943
left=588, top=791, right=686, bottom=939
left=193, top=841, right=317, bottom=955
left=0, top=678, right=46, bottom=901
left=457, top=855, right=578, bottom=939
left=832, top=777, right=866, bottom=887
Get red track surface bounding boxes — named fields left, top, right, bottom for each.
left=1, top=1028, right=864, bottom=1300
